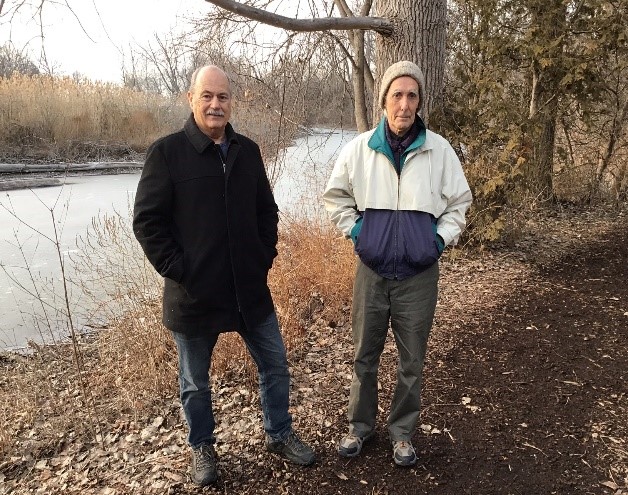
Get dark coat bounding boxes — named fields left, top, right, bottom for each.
left=133, top=115, right=279, bottom=334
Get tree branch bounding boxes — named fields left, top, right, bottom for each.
left=204, top=0, right=393, bottom=36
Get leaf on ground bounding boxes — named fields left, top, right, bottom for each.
left=600, top=480, right=619, bottom=490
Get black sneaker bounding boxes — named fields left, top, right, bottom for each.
left=191, top=443, right=218, bottom=486
left=266, top=431, right=316, bottom=466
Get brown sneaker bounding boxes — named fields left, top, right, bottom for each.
left=191, top=443, right=218, bottom=486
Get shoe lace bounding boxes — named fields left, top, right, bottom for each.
left=285, top=431, right=308, bottom=453
left=194, top=444, right=215, bottom=469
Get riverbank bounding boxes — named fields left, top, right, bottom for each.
left=1, top=205, right=626, bottom=494
left=0, top=162, right=143, bottom=191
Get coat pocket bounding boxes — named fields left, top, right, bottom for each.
left=398, top=211, right=440, bottom=268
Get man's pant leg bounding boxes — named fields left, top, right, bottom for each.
left=348, top=261, right=391, bottom=437
left=172, top=331, right=220, bottom=447
left=239, top=311, right=292, bottom=440
left=388, top=262, right=439, bottom=441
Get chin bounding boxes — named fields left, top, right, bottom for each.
left=205, top=119, right=225, bottom=128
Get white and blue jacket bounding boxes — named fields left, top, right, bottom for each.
left=323, top=117, right=472, bottom=280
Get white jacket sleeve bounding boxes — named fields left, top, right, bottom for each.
left=323, top=148, right=360, bottom=238
left=436, top=146, right=473, bottom=246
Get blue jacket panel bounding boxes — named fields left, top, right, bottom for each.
left=355, top=208, right=440, bottom=280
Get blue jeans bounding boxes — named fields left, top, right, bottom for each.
left=172, top=311, right=292, bottom=448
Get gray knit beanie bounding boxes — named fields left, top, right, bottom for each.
left=378, top=60, right=426, bottom=112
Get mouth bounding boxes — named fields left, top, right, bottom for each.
left=206, top=112, right=225, bottom=118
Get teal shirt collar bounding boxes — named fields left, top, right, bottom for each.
left=367, top=116, right=427, bottom=166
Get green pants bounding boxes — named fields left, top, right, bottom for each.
left=348, top=261, right=439, bottom=442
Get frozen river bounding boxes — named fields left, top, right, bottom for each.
left=0, top=128, right=356, bottom=350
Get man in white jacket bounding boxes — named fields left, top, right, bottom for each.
left=323, top=61, right=472, bottom=466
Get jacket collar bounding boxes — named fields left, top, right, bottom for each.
left=368, top=115, right=428, bottom=161
left=184, top=114, right=238, bottom=154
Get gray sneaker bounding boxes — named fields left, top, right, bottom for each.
left=191, top=443, right=218, bottom=486
left=266, top=431, right=316, bottom=466
left=337, top=431, right=374, bottom=458
left=392, top=440, right=417, bottom=466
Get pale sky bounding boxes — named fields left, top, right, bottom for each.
left=1, top=0, right=207, bottom=83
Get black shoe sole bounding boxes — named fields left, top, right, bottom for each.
left=267, top=446, right=316, bottom=466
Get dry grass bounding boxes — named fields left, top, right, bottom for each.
left=0, top=74, right=188, bottom=159
left=0, top=74, right=301, bottom=165
left=0, top=210, right=356, bottom=457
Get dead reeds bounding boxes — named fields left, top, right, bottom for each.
left=0, top=74, right=187, bottom=160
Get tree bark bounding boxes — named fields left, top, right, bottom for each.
left=373, top=0, right=447, bottom=126
left=351, top=31, right=370, bottom=132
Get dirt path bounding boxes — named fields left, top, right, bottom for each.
left=278, top=208, right=628, bottom=495
left=1, top=207, right=626, bottom=494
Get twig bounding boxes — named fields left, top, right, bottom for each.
left=522, top=441, right=548, bottom=457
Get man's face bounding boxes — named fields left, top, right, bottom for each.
left=187, top=68, right=232, bottom=140
left=384, top=76, right=420, bottom=136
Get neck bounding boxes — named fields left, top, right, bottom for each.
left=200, top=123, right=227, bottom=144
left=391, top=128, right=407, bottom=139
left=387, top=122, right=411, bottom=140
left=208, top=132, right=226, bottom=144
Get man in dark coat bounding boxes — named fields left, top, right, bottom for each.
left=133, top=65, right=315, bottom=487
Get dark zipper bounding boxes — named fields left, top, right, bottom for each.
left=217, top=145, right=242, bottom=313
left=386, top=155, right=401, bottom=281
left=394, top=172, right=400, bottom=280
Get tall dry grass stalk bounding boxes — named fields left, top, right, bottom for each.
left=0, top=74, right=187, bottom=157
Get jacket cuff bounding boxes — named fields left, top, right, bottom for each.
left=436, top=234, right=445, bottom=254
left=350, top=217, right=363, bottom=245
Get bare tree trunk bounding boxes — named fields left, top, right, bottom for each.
left=334, top=0, right=370, bottom=131
left=525, top=0, right=566, bottom=202
left=531, top=102, right=558, bottom=200
left=373, top=0, right=447, bottom=126
left=351, top=31, right=370, bottom=132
